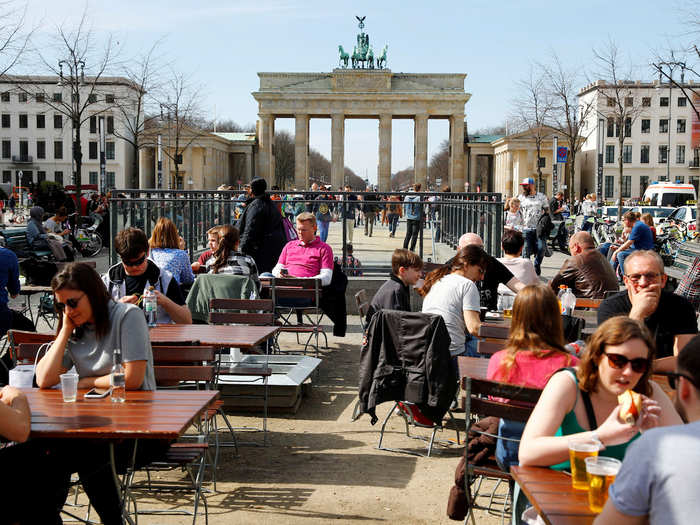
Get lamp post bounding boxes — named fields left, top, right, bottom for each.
left=656, top=59, right=686, bottom=182
left=159, top=103, right=175, bottom=190
left=597, top=117, right=605, bottom=202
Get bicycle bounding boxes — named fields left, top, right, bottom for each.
left=67, top=213, right=103, bottom=257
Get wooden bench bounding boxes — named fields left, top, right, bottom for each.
left=666, top=240, right=700, bottom=281
left=574, top=298, right=602, bottom=310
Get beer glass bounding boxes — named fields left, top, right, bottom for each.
left=585, top=456, right=621, bottom=513
left=568, top=438, right=600, bottom=490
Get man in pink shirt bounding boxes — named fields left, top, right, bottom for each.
left=272, top=212, right=334, bottom=286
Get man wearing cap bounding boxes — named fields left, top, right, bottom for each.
left=518, top=177, right=550, bottom=275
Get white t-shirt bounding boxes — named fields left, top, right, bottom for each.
left=518, top=192, right=549, bottom=229
left=421, top=273, right=480, bottom=357
left=496, top=257, right=539, bottom=295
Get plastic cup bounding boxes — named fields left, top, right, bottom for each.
left=499, top=294, right=514, bottom=318
left=568, top=438, right=600, bottom=490
left=60, top=373, right=79, bottom=403
left=585, top=456, right=621, bottom=513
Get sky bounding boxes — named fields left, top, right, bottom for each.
left=19, top=0, right=696, bottom=184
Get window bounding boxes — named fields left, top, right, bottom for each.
left=18, top=140, right=27, bottom=158
left=0, top=92, right=9, bottom=102
left=623, top=145, right=632, bottom=163
left=36, top=140, right=45, bottom=159
left=88, top=141, right=97, bottom=160
left=106, top=171, right=115, bottom=188
left=52, top=92, right=61, bottom=102
left=35, top=93, right=44, bottom=103
left=54, top=140, right=63, bottom=159
left=105, top=94, right=115, bottom=104
left=606, top=97, right=615, bottom=107
left=18, top=114, right=27, bottom=128
left=107, top=115, right=114, bottom=134
left=659, top=145, right=668, bottom=164
left=89, top=171, right=98, bottom=185
left=53, top=114, right=62, bottom=129
left=625, top=97, right=633, bottom=107
left=1, top=170, right=9, bottom=183
left=641, top=119, right=650, bottom=133
left=89, top=116, right=96, bottom=134
left=1, top=114, right=9, bottom=128
left=607, top=117, right=617, bottom=137
left=37, top=170, right=45, bottom=182
left=679, top=97, right=687, bottom=107
left=54, top=171, right=63, bottom=185
left=538, top=157, right=546, bottom=168
left=106, top=141, right=115, bottom=160
left=605, top=175, right=614, bottom=198
left=622, top=176, right=631, bottom=198
left=640, top=175, right=650, bottom=194
left=17, top=92, right=26, bottom=103
left=691, top=176, right=699, bottom=194
left=641, top=145, right=650, bottom=164
left=605, top=144, right=615, bottom=163
left=624, top=117, right=631, bottom=137
left=642, top=97, right=651, bottom=107
left=36, top=114, right=45, bottom=128
left=677, top=176, right=686, bottom=183
left=677, top=145, right=686, bottom=164
left=1, top=140, right=10, bottom=159
left=678, top=119, right=686, bottom=133
left=660, top=119, right=669, bottom=133
left=87, top=93, right=97, bottom=104
left=660, top=97, right=669, bottom=107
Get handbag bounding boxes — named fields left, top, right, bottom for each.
left=282, top=217, right=298, bottom=242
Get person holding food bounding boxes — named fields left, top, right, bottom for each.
left=518, top=316, right=682, bottom=469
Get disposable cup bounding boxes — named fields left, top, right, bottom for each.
left=585, top=456, right=621, bottom=513
left=60, top=373, right=79, bottom=403
left=568, top=438, right=600, bottom=490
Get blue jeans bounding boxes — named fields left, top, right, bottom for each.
left=614, top=249, right=634, bottom=276
left=318, top=220, right=330, bottom=242
left=582, top=216, right=594, bottom=232
left=599, top=242, right=612, bottom=258
left=387, top=213, right=399, bottom=235
left=522, top=228, right=544, bottom=269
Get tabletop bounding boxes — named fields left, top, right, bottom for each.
left=149, top=324, right=279, bottom=348
left=478, top=311, right=599, bottom=339
left=510, top=466, right=595, bottom=525
left=25, top=388, right=219, bottom=440
left=19, top=285, right=52, bottom=295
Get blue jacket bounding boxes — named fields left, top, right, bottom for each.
left=403, top=193, right=421, bottom=220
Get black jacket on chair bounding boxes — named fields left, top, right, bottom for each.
left=358, top=310, right=456, bottom=425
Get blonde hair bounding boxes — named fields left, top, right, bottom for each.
left=149, top=217, right=180, bottom=249
left=641, top=213, right=654, bottom=228
left=295, top=212, right=316, bottom=226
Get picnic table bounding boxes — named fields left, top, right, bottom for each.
left=148, top=324, right=279, bottom=349
left=478, top=311, right=599, bottom=340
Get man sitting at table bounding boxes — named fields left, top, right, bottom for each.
left=598, top=250, right=696, bottom=372
left=594, top=336, right=700, bottom=525
left=103, top=227, right=192, bottom=324
left=549, top=231, right=619, bottom=299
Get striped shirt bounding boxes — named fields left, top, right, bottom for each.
left=206, top=251, right=260, bottom=289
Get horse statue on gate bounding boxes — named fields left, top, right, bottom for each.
left=376, top=44, right=388, bottom=69
left=352, top=45, right=367, bottom=69
left=338, top=45, right=349, bottom=68
left=367, top=46, right=374, bottom=69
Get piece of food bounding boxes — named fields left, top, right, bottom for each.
left=617, top=390, right=642, bottom=424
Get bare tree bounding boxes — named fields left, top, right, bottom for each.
left=428, top=140, right=449, bottom=189
left=541, top=53, right=596, bottom=200
left=592, top=39, right=644, bottom=219
left=273, top=130, right=294, bottom=189
left=0, top=1, right=31, bottom=76
left=511, top=66, right=555, bottom=189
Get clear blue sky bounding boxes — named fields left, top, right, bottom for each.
left=27, top=0, right=691, bottom=184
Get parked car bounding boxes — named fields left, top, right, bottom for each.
left=599, top=206, right=633, bottom=221
left=630, top=206, right=675, bottom=226
left=659, top=205, right=698, bottom=238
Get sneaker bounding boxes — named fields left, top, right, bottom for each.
left=534, top=264, right=541, bottom=276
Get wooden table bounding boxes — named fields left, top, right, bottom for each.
left=479, top=311, right=599, bottom=340
left=148, top=324, right=279, bottom=349
left=511, top=466, right=596, bottom=525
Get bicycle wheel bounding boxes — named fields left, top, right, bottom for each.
left=85, top=233, right=102, bottom=257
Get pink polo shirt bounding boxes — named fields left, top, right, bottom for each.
left=278, top=237, right=334, bottom=277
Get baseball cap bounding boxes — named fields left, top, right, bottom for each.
left=521, top=177, right=535, bottom=185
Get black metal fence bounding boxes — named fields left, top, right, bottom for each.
left=109, top=190, right=504, bottom=273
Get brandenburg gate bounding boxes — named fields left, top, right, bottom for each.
left=252, top=17, right=471, bottom=191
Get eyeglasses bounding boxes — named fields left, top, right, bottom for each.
left=657, top=371, right=699, bottom=390
left=604, top=352, right=650, bottom=374
left=477, top=267, right=486, bottom=275
left=626, top=272, right=661, bottom=283
left=55, top=293, right=85, bottom=311
left=121, top=254, right=147, bottom=267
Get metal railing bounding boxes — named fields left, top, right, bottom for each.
left=109, top=190, right=504, bottom=274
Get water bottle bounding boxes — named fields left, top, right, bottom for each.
left=143, top=286, right=157, bottom=327
left=561, top=287, right=576, bottom=316
left=557, top=285, right=567, bottom=314
left=565, top=340, right=586, bottom=357
left=111, top=348, right=126, bottom=403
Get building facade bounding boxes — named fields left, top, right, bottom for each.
left=578, top=79, right=700, bottom=201
left=0, top=75, right=141, bottom=192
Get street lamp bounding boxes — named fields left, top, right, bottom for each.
left=656, top=59, right=686, bottom=182
left=597, top=117, right=605, bottom=202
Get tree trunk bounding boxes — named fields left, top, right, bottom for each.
left=74, top=117, right=82, bottom=228
left=131, top=139, right=139, bottom=189
left=617, top=134, right=624, bottom=220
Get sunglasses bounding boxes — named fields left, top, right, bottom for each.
left=122, top=254, right=147, bottom=267
left=658, top=372, right=699, bottom=390
left=604, top=352, right=650, bottom=374
left=55, top=293, right=85, bottom=311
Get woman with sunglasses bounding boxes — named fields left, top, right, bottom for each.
left=419, top=245, right=488, bottom=363
left=519, top=316, right=682, bottom=469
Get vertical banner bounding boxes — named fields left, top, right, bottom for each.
left=693, top=93, right=700, bottom=149
left=157, top=134, right=163, bottom=190
left=98, top=117, right=106, bottom=193
left=552, top=136, right=558, bottom=193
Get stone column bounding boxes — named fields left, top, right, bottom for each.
left=331, top=113, right=345, bottom=189
left=507, top=151, right=514, bottom=195
left=138, top=147, right=151, bottom=188
left=244, top=150, right=253, bottom=182
left=468, top=149, right=478, bottom=190
left=295, top=114, right=309, bottom=190
left=413, top=114, right=428, bottom=189
left=378, top=114, right=392, bottom=191
left=257, top=114, right=275, bottom=183
left=449, top=114, right=465, bottom=191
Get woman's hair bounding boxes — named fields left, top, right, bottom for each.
left=55, top=206, right=68, bottom=220
left=641, top=213, right=654, bottom=228
left=148, top=217, right=180, bottom=249
left=577, top=316, right=655, bottom=396
left=418, top=245, right=487, bottom=297
left=493, top=285, right=572, bottom=383
left=623, top=210, right=640, bottom=222
left=51, top=262, right=112, bottom=339
left=210, top=225, right=240, bottom=274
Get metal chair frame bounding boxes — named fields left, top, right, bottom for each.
left=269, top=277, right=325, bottom=357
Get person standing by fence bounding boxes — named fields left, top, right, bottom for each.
left=403, top=183, right=422, bottom=251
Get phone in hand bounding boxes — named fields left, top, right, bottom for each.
left=280, top=268, right=289, bottom=276
left=84, top=387, right=110, bottom=399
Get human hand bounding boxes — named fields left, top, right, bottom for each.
left=119, top=294, right=139, bottom=305
left=638, top=396, right=661, bottom=432
left=596, top=406, right=639, bottom=447
left=0, top=385, right=25, bottom=406
left=628, top=283, right=662, bottom=320
left=61, top=310, right=77, bottom=334
left=153, top=289, right=167, bottom=306
left=191, top=261, right=201, bottom=272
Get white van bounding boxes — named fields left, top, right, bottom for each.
left=642, top=182, right=697, bottom=207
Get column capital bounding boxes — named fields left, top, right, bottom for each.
left=414, top=113, right=429, bottom=122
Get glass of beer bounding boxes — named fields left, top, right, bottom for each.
left=585, top=456, right=621, bottom=513
left=499, top=294, right=514, bottom=318
left=568, top=438, right=600, bottom=490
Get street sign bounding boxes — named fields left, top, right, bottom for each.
left=557, top=147, right=568, bottom=163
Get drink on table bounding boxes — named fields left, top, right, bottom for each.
left=568, top=438, right=600, bottom=490
left=143, top=286, right=157, bottom=327
left=585, top=456, right=621, bottom=513
left=498, top=294, right=514, bottom=318
left=111, top=348, right=126, bottom=403
left=60, top=372, right=78, bottom=403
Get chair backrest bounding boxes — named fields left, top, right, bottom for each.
left=464, top=377, right=542, bottom=423
left=16, top=343, right=45, bottom=364
left=355, top=289, right=368, bottom=307
left=476, top=340, right=507, bottom=356
left=151, top=345, right=217, bottom=384
left=7, top=330, right=53, bottom=364
left=269, top=277, right=321, bottom=303
left=208, top=298, right=275, bottom=325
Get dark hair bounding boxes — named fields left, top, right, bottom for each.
left=114, top=227, right=148, bottom=261
left=418, top=245, right=487, bottom=296
left=346, top=244, right=353, bottom=254
left=391, top=248, right=423, bottom=275
left=251, top=177, right=267, bottom=196
left=678, top=334, right=700, bottom=396
left=623, top=210, right=640, bottom=222
left=51, top=262, right=112, bottom=340
left=210, top=225, right=239, bottom=274
left=502, top=229, right=525, bottom=255
left=55, top=206, right=68, bottom=219
left=577, top=316, right=655, bottom=396
left=414, top=183, right=422, bottom=191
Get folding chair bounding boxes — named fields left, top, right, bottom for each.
left=355, top=290, right=369, bottom=331
left=462, top=377, right=541, bottom=525
left=6, top=330, right=53, bottom=367
left=269, top=277, right=325, bottom=357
